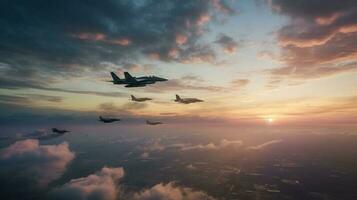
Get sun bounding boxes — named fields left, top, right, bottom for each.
left=266, top=118, right=274, bottom=124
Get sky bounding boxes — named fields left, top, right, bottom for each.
left=0, top=0, right=357, bottom=127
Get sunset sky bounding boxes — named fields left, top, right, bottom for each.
left=1, top=0, right=357, bottom=126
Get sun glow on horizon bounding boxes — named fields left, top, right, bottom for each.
left=266, top=117, right=275, bottom=124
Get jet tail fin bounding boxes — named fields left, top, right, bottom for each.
left=175, top=94, right=181, bottom=101
left=110, top=72, right=121, bottom=82
left=124, top=72, right=136, bottom=82
left=131, top=95, right=136, bottom=100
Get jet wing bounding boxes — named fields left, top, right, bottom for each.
left=125, top=83, right=146, bottom=87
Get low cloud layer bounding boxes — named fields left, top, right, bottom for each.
left=1, top=139, right=75, bottom=186
left=51, top=167, right=214, bottom=200
left=51, top=167, right=124, bottom=200
left=247, top=139, right=283, bottom=150
left=181, top=139, right=243, bottom=151
left=133, top=182, right=215, bottom=200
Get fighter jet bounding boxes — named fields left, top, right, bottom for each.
left=110, top=72, right=167, bottom=87
left=131, top=95, right=152, bottom=102
left=146, top=120, right=163, bottom=125
left=174, top=94, right=204, bottom=104
left=52, top=128, right=70, bottom=134
left=99, top=116, right=121, bottom=123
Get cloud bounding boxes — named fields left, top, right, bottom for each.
left=50, top=166, right=124, bottom=200
left=267, top=0, right=357, bottom=81
left=0, top=94, right=32, bottom=105
left=16, top=129, right=67, bottom=140
left=143, top=140, right=166, bottom=152
left=247, top=139, right=282, bottom=150
left=144, top=77, right=225, bottom=93
left=51, top=167, right=214, bottom=200
left=186, top=164, right=197, bottom=170
left=0, top=77, right=127, bottom=98
left=181, top=139, right=243, bottom=151
left=133, top=182, right=215, bottom=200
left=215, top=34, right=238, bottom=54
left=0, top=139, right=75, bottom=186
left=141, top=152, right=150, bottom=159
left=231, top=79, right=250, bottom=88
left=98, top=102, right=147, bottom=115
left=0, top=0, right=234, bottom=90
left=21, top=94, right=63, bottom=102
left=0, top=94, right=63, bottom=109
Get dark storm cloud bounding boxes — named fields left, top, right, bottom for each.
left=267, top=0, right=357, bottom=81
left=0, top=0, right=233, bottom=87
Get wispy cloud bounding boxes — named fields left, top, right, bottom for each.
left=181, top=139, right=243, bottom=151
left=247, top=139, right=283, bottom=150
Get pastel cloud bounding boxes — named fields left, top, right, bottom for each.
left=133, top=182, right=215, bottom=200
left=50, top=167, right=124, bottom=200
left=267, top=0, right=357, bottom=81
left=1, top=139, right=75, bottom=186
left=72, top=32, right=131, bottom=46
left=231, top=79, right=250, bottom=88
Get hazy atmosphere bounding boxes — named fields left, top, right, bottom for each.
left=1, top=0, right=357, bottom=200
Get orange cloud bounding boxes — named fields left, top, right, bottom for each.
left=73, top=33, right=106, bottom=41
left=196, top=14, right=211, bottom=26
left=147, top=52, right=160, bottom=60
left=110, top=38, right=131, bottom=46
left=72, top=32, right=131, bottom=46
left=175, top=34, right=188, bottom=45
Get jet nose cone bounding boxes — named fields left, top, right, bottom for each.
left=160, top=78, right=168, bottom=81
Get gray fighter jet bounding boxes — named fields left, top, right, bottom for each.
left=174, top=94, right=204, bottom=104
left=99, top=116, right=121, bottom=123
left=110, top=72, right=167, bottom=87
left=146, top=120, right=163, bottom=125
left=52, top=128, right=70, bottom=134
left=131, top=95, right=152, bottom=102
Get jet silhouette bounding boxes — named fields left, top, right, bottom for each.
left=174, top=94, right=204, bottom=104
left=52, top=128, right=70, bottom=134
left=99, top=116, right=121, bottom=123
left=146, top=120, right=163, bottom=125
left=131, top=95, right=152, bottom=102
left=110, top=72, right=167, bottom=87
